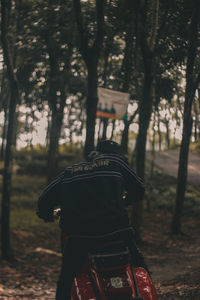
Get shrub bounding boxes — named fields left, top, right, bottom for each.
left=17, top=160, right=47, bottom=176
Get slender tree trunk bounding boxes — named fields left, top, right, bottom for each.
left=165, top=120, right=170, bottom=149
left=131, top=69, right=153, bottom=239
left=131, top=0, right=159, bottom=240
left=85, top=62, right=99, bottom=155
left=45, top=0, right=74, bottom=182
left=0, top=108, right=8, bottom=162
left=150, top=110, right=156, bottom=176
left=121, top=109, right=138, bottom=155
left=171, top=0, right=200, bottom=234
left=110, top=119, right=116, bottom=140
left=193, top=99, right=199, bottom=142
left=120, top=2, right=134, bottom=154
left=45, top=109, right=51, bottom=148
left=97, top=118, right=102, bottom=141
left=121, top=121, right=130, bottom=155
left=135, top=69, right=153, bottom=180
left=157, top=110, right=162, bottom=150
left=1, top=0, right=19, bottom=260
left=47, top=94, right=66, bottom=183
left=73, top=0, right=105, bottom=157
left=102, top=118, right=108, bottom=140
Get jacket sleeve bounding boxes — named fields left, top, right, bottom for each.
left=120, top=160, right=145, bottom=205
left=37, top=171, right=64, bottom=220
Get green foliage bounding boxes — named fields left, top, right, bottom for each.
left=2, top=162, right=199, bottom=233
left=11, top=174, right=45, bottom=196
left=9, top=175, right=59, bottom=231
left=14, top=144, right=84, bottom=176
left=190, top=141, right=200, bottom=154
left=145, top=163, right=200, bottom=214
left=17, top=159, right=47, bottom=176
left=14, top=146, right=48, bottom=161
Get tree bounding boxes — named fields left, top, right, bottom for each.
left=119, top=0, right=136, bottom=155
left=21, top=0, right=76, bottom=182
left=131, top=0, right=159, bottom=239
left=1, top=0, right=19, bottom=260
left=44, top=1, right=75, bottom=182
left=73, top=0, right=106, bottom=157
left=171, top=0, right=200, bottom=234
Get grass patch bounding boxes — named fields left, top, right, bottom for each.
left=0, top=157, right=199, bottom=234
left=11, top=207, right=59, bottom=231
left=11, top=175, right=46, bottom=196
left=190, top=141, right=200, bottom=154
left=145, top=165, right=200, bottom=214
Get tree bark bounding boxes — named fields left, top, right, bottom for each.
left=0, top=108, right=8, bottom=162
left=110, top=119, right=116, bottom=140
left=47, top=96, right=65, bottom=183
left=121, top=121, right=129, bottom=155
left=156, top=109, right=162, bottom=150
left=171, top=0, right=200, bottom=234
left=73, top=0, right=105, bottom=157
left=165, top=120, right=170, bottom=149
left=85, top=61, right=99, bottom=155
left=102, top=118, right=108, bottom=140
left=120, top=3, right=134, bottom=154
left=131, top=67, right=153, bottom=240
left=121, top=108, right=138, bottom=155
left=1, top=0, right=19, bottom=260
left=45, top=1, right=73, bottom=182
left=131, top=0, right=159, bottom=240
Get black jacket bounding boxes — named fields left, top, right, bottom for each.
left=37, top=153, right=145, bottom=235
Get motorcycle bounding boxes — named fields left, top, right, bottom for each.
left=53, top=209, right=158, bottom=300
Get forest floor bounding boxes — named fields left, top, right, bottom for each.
left=0, top=211, right=199, bottom=299
left=0, top=150, right=200, bottom=299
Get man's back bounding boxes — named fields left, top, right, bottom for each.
left=60, top=154, right=127, bottom=234
left=59, top=153, right=144, bottom=235
left=37, top=146, right=144, bottom=236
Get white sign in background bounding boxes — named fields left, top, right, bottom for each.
left=97, top=87, right=130, bottom=120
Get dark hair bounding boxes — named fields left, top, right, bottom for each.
left=96, top=140, right=122, bottom=155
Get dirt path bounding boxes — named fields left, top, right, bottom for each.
left=145, top=149, right=200, bottom=298
left=146, top=149, right=200, bottom=188
left=141, top=212, right=200, bottom=299
left=0, top=215, right=200, bottom=299
left=0, top=152, right=200, bottom=299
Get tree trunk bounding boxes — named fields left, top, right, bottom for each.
left=135, top=69, right=153, bottom=180
left=45, top=0, right=73, bottom=182
left=0, top=108, right=8, bottom=162
left=1, top=0, right=19, bottom=260
left=165, top=120, right=170, bottom=149
left=47, top=94, right=66, bottom=183
left=171, top=0, right=200, bottom=234
left=45, top=108, right=51, bottom=148
left=73, top=0, right=105, bottom=157
left=102, top=118, right=108, bottom=140
left=150, top=110, right=156, bottom=176
left=193, top=98, right=199, bottom=142
left=110, top=119, right=116, bottom=140
left=121, top=121, right=130, bottom=155
left=85, top=62, right=99, bottom=156
left=131, top=69, right=153, bottom=240
left=157, top=110, right=162, bottom=150
left=120, top=3, right=134, bottom=154
left=130, top=0, right=159, bottom=240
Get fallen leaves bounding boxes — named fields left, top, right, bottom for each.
left=0, top=211, right=200, bottom=299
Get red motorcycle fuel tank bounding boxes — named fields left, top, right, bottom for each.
left=134, top=267, right=158, bottom=300
left=71, top=263, right=158, bottom=300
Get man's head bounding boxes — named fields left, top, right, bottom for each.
left=87, top=140, right=129, bottom=163
left=96, top=140, right=122, bottom=155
